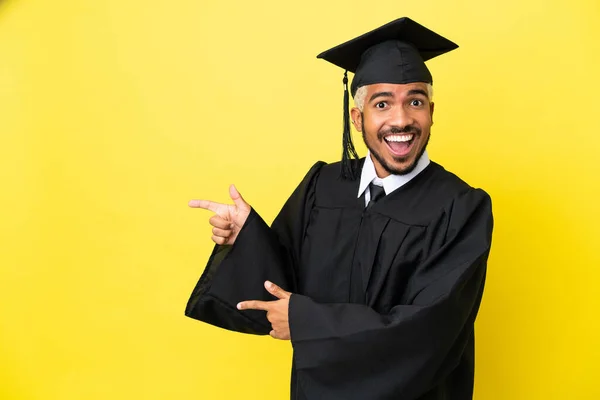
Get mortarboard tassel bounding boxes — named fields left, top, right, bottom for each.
left=341, top=70, right=359, bottom=180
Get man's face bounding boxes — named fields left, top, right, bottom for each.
left=351, top=82, right=434, bottom=177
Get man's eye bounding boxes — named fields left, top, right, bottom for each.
left=410, top=99, right=424, bottom=107
left=376, top=102, right=387, bottom=109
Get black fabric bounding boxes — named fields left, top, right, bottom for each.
left=317, top=17, right=458, bottom=96
left=368, top=182, right=386, bottom=208
left=185, top=162, right=325, bottom=333
left=185, top=159, right=493, bottom=400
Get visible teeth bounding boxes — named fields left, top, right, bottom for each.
left=384, top=134, right=413, bottom=142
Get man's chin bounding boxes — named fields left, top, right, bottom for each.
left=379, top=153, right=418, bottom=175
left=383, top=139, right=429, bottom=175
left=366, top=135, right=429, bottom=176
left=386, top=161, right=418, bottom=176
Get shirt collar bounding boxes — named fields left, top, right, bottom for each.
left=357, top=150, right=431, bottom=198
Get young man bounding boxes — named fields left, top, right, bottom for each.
left=186, top=17, right=494, bottom=400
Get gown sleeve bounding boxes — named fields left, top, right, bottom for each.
left=288, top=188, right=493, bottom=399
left=184, top=161, right=325, bottom=335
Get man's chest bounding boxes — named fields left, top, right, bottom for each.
left=296, top=205, right=441, bottom=312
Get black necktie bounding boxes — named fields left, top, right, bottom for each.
left=367, top=182, right=385, bottom=209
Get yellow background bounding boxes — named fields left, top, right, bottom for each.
left=1, top=0, right=599, bottom=398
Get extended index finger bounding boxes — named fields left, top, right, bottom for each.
left=237, top=300, right=272, bottom=311
left=188, top=199, right=221, bottom=212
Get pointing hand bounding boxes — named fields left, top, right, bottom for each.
left=188, top=185, right=251, bottom=245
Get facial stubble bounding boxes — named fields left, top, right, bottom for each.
left=360, top=114, right=430, bottom=176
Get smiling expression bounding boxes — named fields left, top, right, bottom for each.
left=351, top=82, right=434, bottom=177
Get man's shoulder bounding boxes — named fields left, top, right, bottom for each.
left=307, top=158, right=365, bottom=182
left=428, top=161, right=473, bottom=191
left=297, top=159, right=364, bottom=207
left=431, top=160, right=493, bottom=191
left=426, top=161, right=492, bottom=208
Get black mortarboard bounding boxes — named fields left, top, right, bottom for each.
left=317, top=17, right=458, bottom=179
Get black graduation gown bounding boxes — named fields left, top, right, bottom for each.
left=185, top=159, right=494, bottom=400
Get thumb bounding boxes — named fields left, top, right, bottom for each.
left=265, top=281, right=291, bottom=300
left=229, top=184, right=249, bottom=210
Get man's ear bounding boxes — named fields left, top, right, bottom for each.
left=350, top=107, right=362, bottom=131
left=430, top=102, right=435, bottom=125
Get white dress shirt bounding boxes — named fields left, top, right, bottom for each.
left=357, top=151, right=431, bottom=207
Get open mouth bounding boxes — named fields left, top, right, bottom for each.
left=383, top=134, right=415, bottom=157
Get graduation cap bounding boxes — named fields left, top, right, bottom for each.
left=317, top=17, right=458, bottom=179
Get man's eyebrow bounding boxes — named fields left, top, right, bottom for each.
left=407, top=89, right=428, bottom=98
left=369, top=92, right=394, bottom=103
